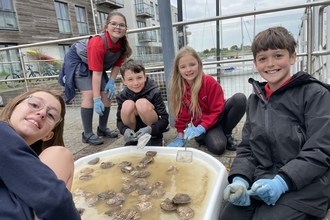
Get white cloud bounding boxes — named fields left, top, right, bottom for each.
left=170, top=0, right=307, bottom=51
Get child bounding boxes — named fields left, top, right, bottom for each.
left=0, top=88, right=80, bottom=219
left=220, top=26, right=330, bottom=219
left=167, top=46, right=246, bottom=155
left=59, top=11, right=132, bottom=145
left=116, top=58, right=169, bottom=146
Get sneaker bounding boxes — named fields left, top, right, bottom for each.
left=82, top=132, right=103, bottom=145
left=97, top=126, right=118, bottom=138
left=164, top=125, right=170, bottom=133
left=225, top=134, right=237, bottom=151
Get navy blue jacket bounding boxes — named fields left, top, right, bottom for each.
left=0, top=121, right=80, bottom=220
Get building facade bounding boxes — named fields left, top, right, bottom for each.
left=0, top=0, right=178, bottom=75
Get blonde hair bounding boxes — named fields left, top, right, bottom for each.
left=0, top=88, right=66, bottom=155
left=103, top=11, right=132, bottom=58
left=169, top=46, right=203, bottom=120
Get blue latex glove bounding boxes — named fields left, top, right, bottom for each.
left=136, top=126, right=152, bottom=138
left=104, top=78, right=115, bottom=99
left=184, top=125, right=206, bottom=140
left=247, top=175, right=288, bottom=205
left=93, top=96, right=104, bottom=116
left=167, top=136, right=184, bottom=147
left=124, top=128, right=138, bottom=142
left=223, top=177, right=251, bottom=206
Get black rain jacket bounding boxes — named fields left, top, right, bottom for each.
left=116, top=76, right=169, bottom=136
left=229, top=71, right=330, bottom=217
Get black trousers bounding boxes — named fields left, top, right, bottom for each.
left=219, top=199, right=321, bottom=220
left=195, top=92, right=246, bottom=155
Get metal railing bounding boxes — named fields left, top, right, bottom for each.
left=0, top=1, right=328, bottom=104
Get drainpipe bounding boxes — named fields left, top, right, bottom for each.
left=90, top=0, right=98, bottom=34
left=158, top=0, right=175, bottom=127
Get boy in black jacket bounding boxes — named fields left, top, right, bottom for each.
left=116, top=58, right=169, bottom=146
left=220, top=26, right=330, bottom=219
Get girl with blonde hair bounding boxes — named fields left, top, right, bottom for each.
left=168, top=46, right=246, bottom=155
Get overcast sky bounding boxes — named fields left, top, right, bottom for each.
left=169, top=0, right=308, bottom=51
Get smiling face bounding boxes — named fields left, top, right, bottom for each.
left=106, top=15, right=127, bottom=43
left=254, top=49, right=296, bottom=91
left=9, top=91, right=61, bottom=145
left=122, top=70, right=147, bottom=93
left=178, top=54, right=200, bottom=85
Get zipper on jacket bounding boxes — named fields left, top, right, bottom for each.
left=295, top=125, right=306, bottom=148
left=264, top=107, right=277, bottom=171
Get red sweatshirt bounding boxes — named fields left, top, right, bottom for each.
left=175, top=74, right=226, bottom=133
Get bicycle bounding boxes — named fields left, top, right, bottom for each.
left=5, top=64, right=41, bottom=88
left=42, top=65, right=59, bottom=81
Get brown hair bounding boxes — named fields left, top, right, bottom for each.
left=0, top=88, right=66, bottom=155
left=251, top=26, right=296, bottom=60
left=103, top=11, right=132, bottom=59
left=119, top=58, right=145, bottom=78
left=169, top=46, right=203, bottom=120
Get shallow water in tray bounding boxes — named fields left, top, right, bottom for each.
left=71, top=152, right=217, bottom=220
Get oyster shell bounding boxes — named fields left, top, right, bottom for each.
left=79, top=174, right=93, bottom=181
left=172, top=193, right=191, bottom=204
left=136, top=201, right=153, bottom=212
left=98, top=190, right=116, bottom=200
left=160, top=198, right=177, bottom=211
left=104, top=206, right=121, bottom=216
left=134, top=178, right=149, bottom=189
left=139, top=156, right=153, bottom=165
left=87, top=157, right=100, bottom=165
left=176, top=206, right=195, bottom=220
left=100, top=161, right=115, bottom=169
left=121, top=184, right=136, bottom=195
left=130, top=170, right=150, bottom=178
left=106, top=193, right=126, bottom=206
left=79, top=167, right=94, bottom=175
left=145, top=151, right=157, bottom=157
left=118, top=161, right=131, bottom=168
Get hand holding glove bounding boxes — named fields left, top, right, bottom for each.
left=104, top=78, right=115, bottom=99
left=184, top=125, right=206, bottom=140
left=247, top=175, right=288, bottom=205
left=93, top=96, right=104, bottom=116
left=223, top=177, right=250, bottom=206
left=136, top=126, right=152, bottom=138
left=167, top=136, right=184, bottom=147
left=124, top=128, right=138, bottom=142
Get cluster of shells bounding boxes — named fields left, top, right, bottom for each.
left=74, top=151, right=195, bottom=220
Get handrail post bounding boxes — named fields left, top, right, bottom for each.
left=307, top=6, right=312, bottom=75
left=18, top=48, right=29, bottom=91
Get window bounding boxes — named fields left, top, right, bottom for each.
left=135, top=0, right=143, bottom=13
left=155, top=4, right=159, bottom=21
left=137, top=21, right=146, bottom=28
left=75, top=6, right=88, bottom=35
left=54, top=1, right=71, bottom=34
left=97, top=11, right=108, bottom=32
left=0, top=0, right=18, bottom=29
left=58, top=44, right=70, bottom=60
left=150, top=1, right=154, bottom=20
left=0, top=43, right=20, bottom=76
